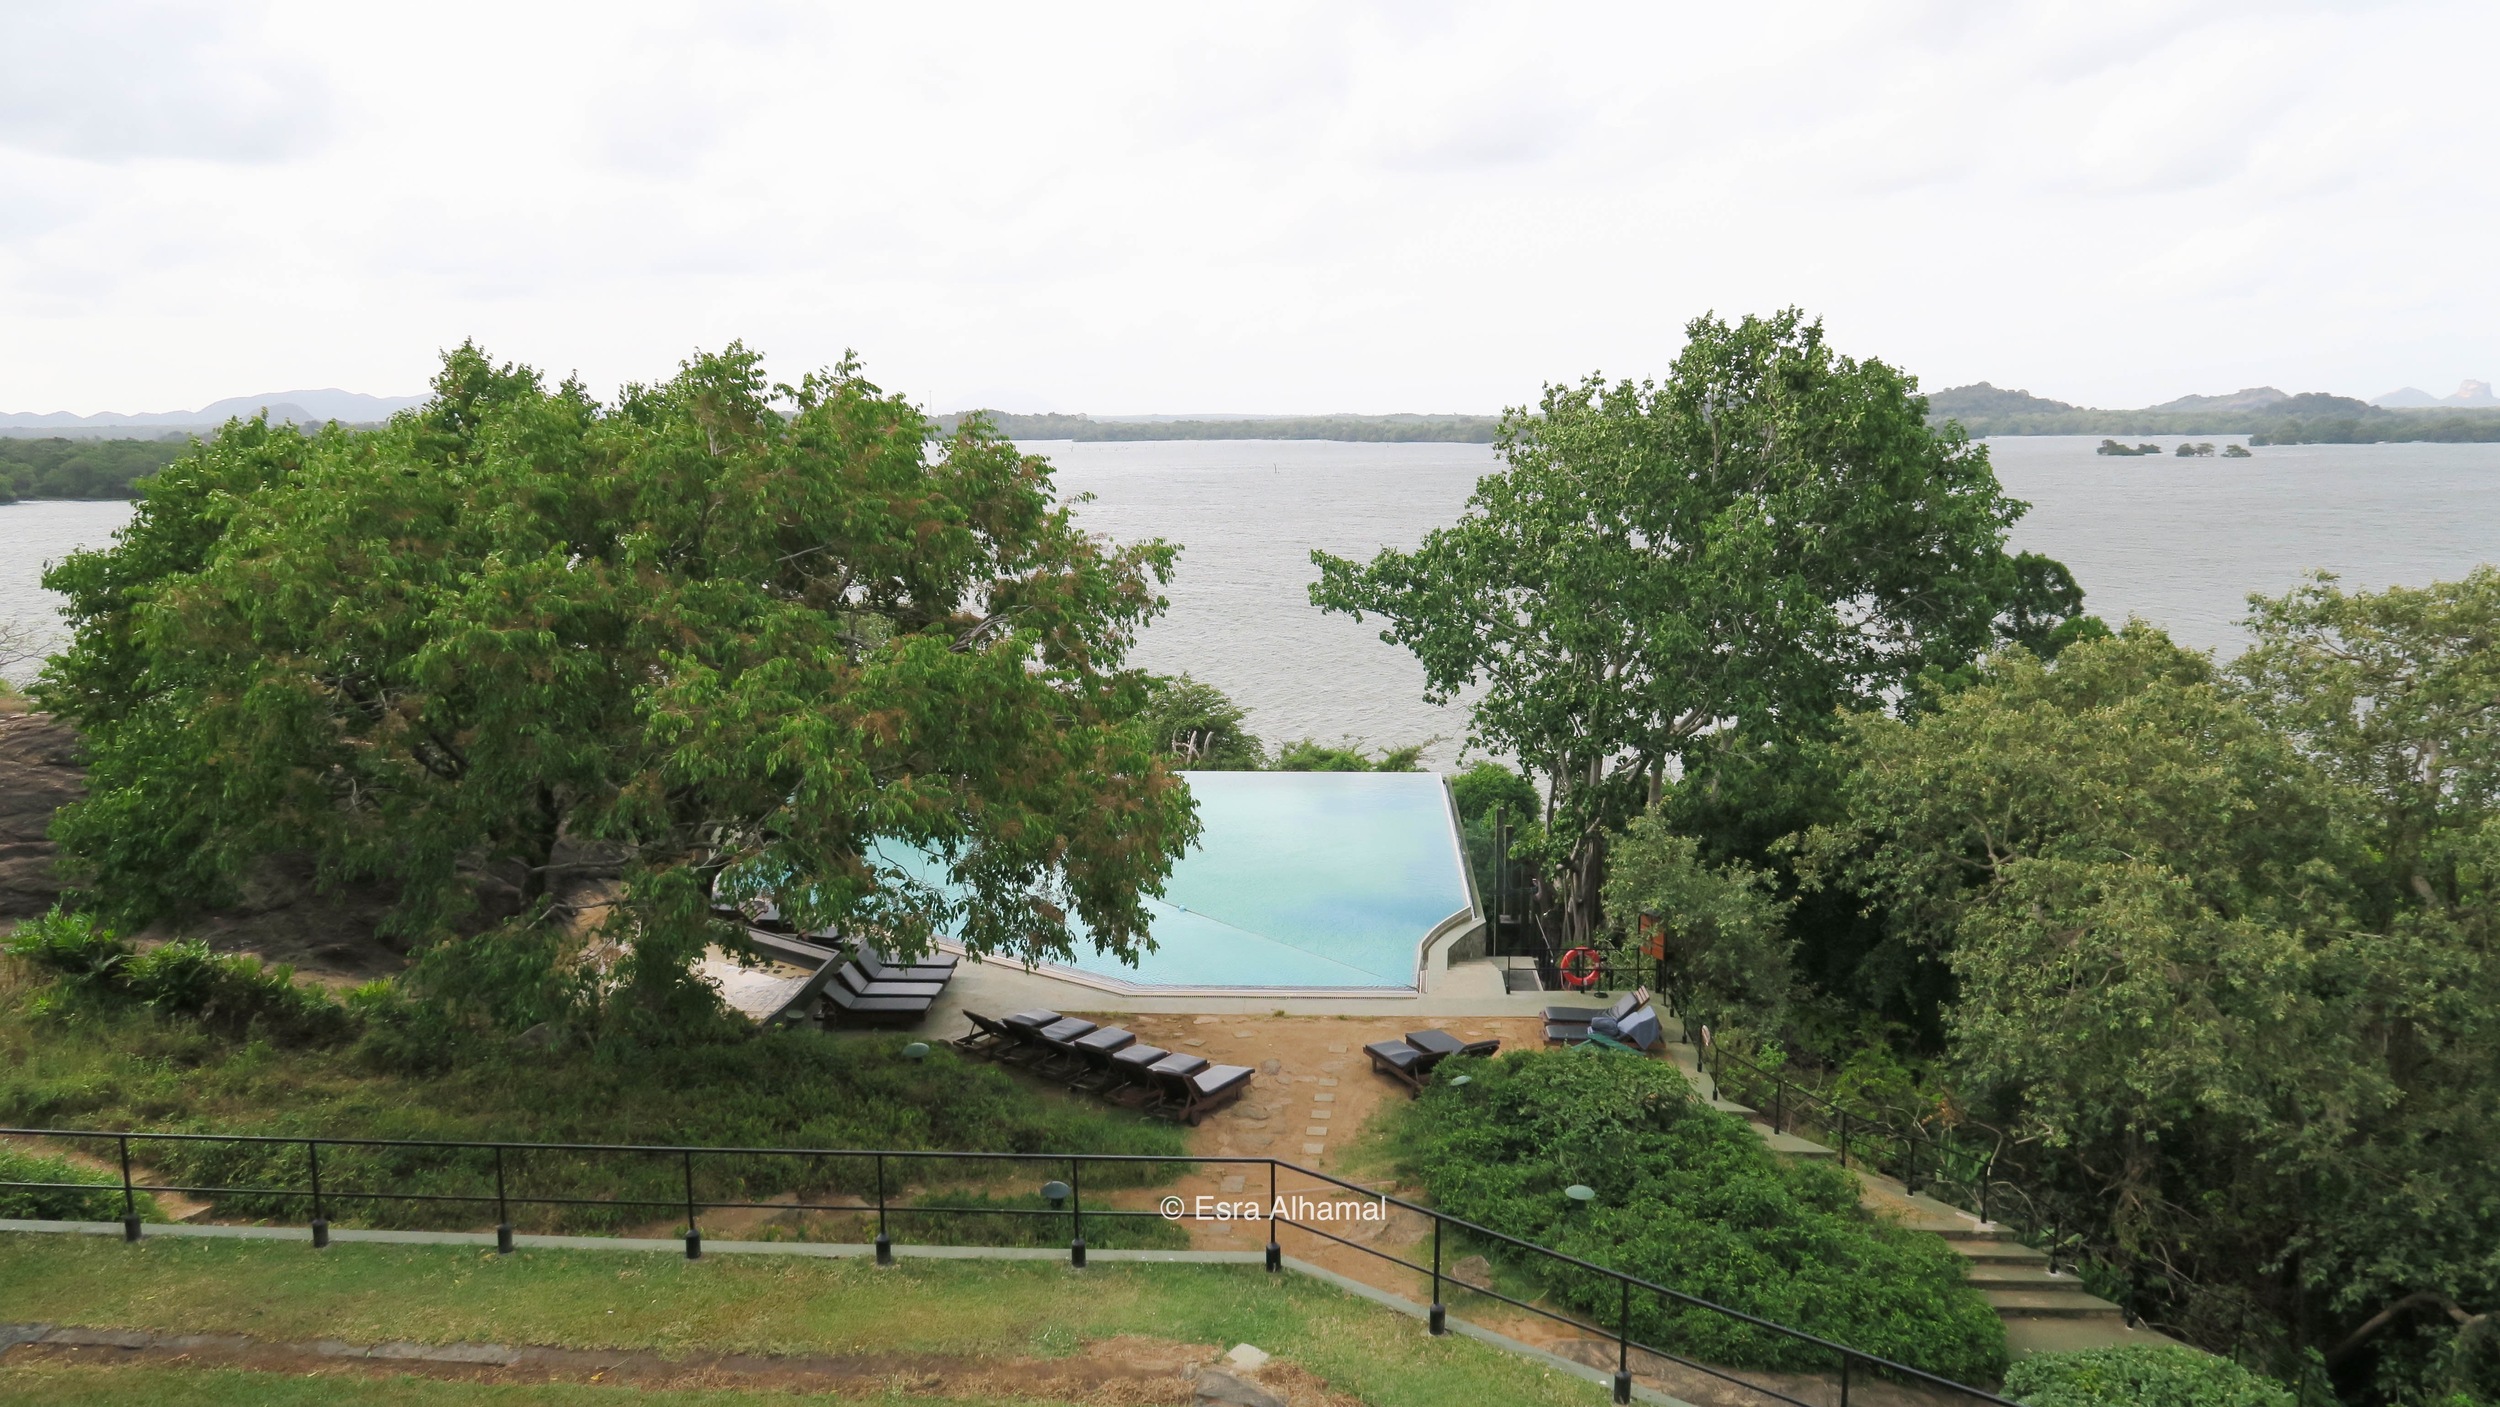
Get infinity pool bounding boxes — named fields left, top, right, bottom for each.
left=895, top=771, right=1477, bottom=991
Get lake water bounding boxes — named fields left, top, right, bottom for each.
left=6, top=435, right=2497, bottom=755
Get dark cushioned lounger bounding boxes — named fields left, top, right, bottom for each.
left=1150, top=1060, right=1254, bottom=1125
left=1541, top=989, right=1646, bottom=1027
left=953, top=1010, right=1016, bottom=1056
left=852, top=943, right=959, bottom=984
left=1031, top=1016, right=1101, bottom=1075
left=1067, top=1026, right=1136, bottom=1089
left=1363, top=1038, right=1444, bottom=1096
left=996, top=1009, right=1064, bottom=1064
left=819, top=979, right=931, bottom=1027
left=834, top=961, right=945, bottom=1001
left=1099, top=1042, right=1173, bottom=1103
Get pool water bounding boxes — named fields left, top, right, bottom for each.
left=892, top=771, right=1477, bottom=990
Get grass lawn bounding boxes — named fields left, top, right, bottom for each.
left=0, top=1233, right=1609, bottom=1406
left=0, top=1366, right=1050, bottom=1407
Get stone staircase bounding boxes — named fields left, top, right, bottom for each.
left=1659, top=1040, right=2177, bottom=1358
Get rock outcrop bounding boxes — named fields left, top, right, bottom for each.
left=0, top=711, right=82, bottom=919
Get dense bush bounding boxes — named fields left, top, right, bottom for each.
left=0, top=1145, right=159, bottom=1221
left=5, top=908, right=353, bottom=1045
left=2004, top=1346, right=2295, bottom=1407
left=1392, top=1048, right=2005, bottom=1382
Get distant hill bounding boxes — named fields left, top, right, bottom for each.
left=0, top=388, right=423, bottom=436
left=1924, top=383, right=2077, bottom=417
left=935, top=411, right=1500, bottom=443
left=2373, top=379, right=2498, bottom=408
left=1928, top=381, right=2500, bottom=442
left=2146, top=386, right=2288, bottom=413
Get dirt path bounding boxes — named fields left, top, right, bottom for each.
left=0, top=1134, right=213, bottom=1222
left=1, top=1323, right=1367, bottom=1405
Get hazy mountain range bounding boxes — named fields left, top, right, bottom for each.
left=2371, top=380, right=2497, bottom=408
left=0, top=389, right=425, bottom=435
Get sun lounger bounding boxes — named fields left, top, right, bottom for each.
left=851, top=942, right=959, bottom=984
left=1029, top=1016, right=1101, bottom=1076
left=1066, top=1026, right=1137, bottom=1089
left=953, top=1010, right=1018, bottom=1057
left=1105, top=1046, right=1194, bottom=1106
left=998, top=1009, right=1065, bottom=1065
left=1544, top=988, right=1650, bottom=1045
left=1148, top=1058, right=1254, bottom=1125
left=1366, top=1028, right=1500, bottom=1096
left=834, top=961, right=945, bottom=1002
left=819, top=978, right=933, bottom=1027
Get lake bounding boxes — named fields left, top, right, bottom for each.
left=5, top=435, right=2497, bottom=759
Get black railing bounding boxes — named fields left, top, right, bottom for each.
left=0, top=1126, right=2018, bottom=1407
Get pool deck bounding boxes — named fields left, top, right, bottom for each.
left=923, top=953, right=1560, bottom=1022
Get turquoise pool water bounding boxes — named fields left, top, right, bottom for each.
left=891, top=771, right=1476, bottom=990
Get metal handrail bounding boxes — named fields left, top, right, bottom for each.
left=0, top=1124, right=2019, bottom=1407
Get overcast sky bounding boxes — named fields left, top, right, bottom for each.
left=2, top=1, right=2493, bottom=416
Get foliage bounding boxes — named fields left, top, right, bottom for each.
left=1311, top=309, right=2055, bottom=951
left=2003, top=1346, right=2295, bottom=1407
left=1390, top=1049, right=2005, bottom=1380
left=1133, top=673, right=1265, bottom=769
left=0, top=946, right=1186, bottom=1234
left=1598, top=811, right=1793, bottom=1030
left=0, top=435, right=188, bottom=501
left=7, top=908, right=353, bottom=1045
left=1805, top=609, right=2500, bottom=1398
left=1268, top=737, right=1426, bottom=771
left=1450, top=760, right=1541, bottom=905
left=0, top=1144, right=158, bottom=1221
left=35, top=346, right=1197, bottom=1034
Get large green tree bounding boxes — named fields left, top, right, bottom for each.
left=1310, top=309, right=2052, bottom=947
left=37, top=345, right=1197, bottom=1026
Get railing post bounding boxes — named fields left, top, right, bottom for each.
left=1841, top=1349, right=1853, bottom=1407
left=874, top=1153, right=891, bottom=1266
left=1068, top=1157, right=1086, bottom=1268
left=1613, top=1277, right=1632, bottom=1404
left=1264, top=1160, right=1280, bottom=1271
left=118, top=1135, right=139, bottom=1243
left=1773, top=1077, right=1786, bottom=1133
left=1838, top=1109, right=1850, bottom=1169
left=1428, top=1216, right=1445, bottom=1335
left=682, top=1149, right=701, bottom=1259
left=494, top=1146, right=513, bottom=1254
left=307, top=1141, right=328, bottom=1249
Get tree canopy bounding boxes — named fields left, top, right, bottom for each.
left=1805, top=604, right=2500, bottom=1398
left=37, top=344, right=1197, bottom=1027
left=1311, top=309, right=2073, bottom=947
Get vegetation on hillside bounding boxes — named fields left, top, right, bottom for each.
left=1388, top=1048, right=2006, bottom=1381
left=1777, top=583, right=2500, bottom=1403
left=0, top=435, right=188, bottom=501
left=0, top=926, right=1187, bottom=1235
left=1926, top=384, right=2500, bottom=441
left=2003, top=1346, right=2298, bottom=1407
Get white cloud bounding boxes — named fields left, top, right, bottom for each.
left=0, top=0, right=2493, bottom=415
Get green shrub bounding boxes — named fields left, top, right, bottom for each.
left=0, top=1145, right=159, bottom=1221
left=6, top=910, right=354, bottom=1046
left=1391, top=1048, right=2005, bottom=1382
left=2003, top=1346, right=2293, bottom=1407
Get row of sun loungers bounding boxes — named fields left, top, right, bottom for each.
left=1362, top=1028, right=1502, bottom=1096
left=716, top=910, right=964, bottom=1029
left=953, top=1010, right=1255, bottom=1124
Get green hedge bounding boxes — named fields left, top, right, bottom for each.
left=1392, top=1048, right=2006, bottom=1382
left=6, top=909, right=352, bottom=1045
left=2004, top=1346, right=2294, bottom=1407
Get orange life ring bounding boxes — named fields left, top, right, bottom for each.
left=1558, top=947, right=1603, bottom=990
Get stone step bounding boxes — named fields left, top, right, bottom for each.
left=1950, top=1239, right=2051, bottom=1267
left=1751, top=1125, right=1838, bottom=1160
left=1984, top=1287, right=2124, bottom=1319
left=1965, top=1263, right=2087, bottom=1289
